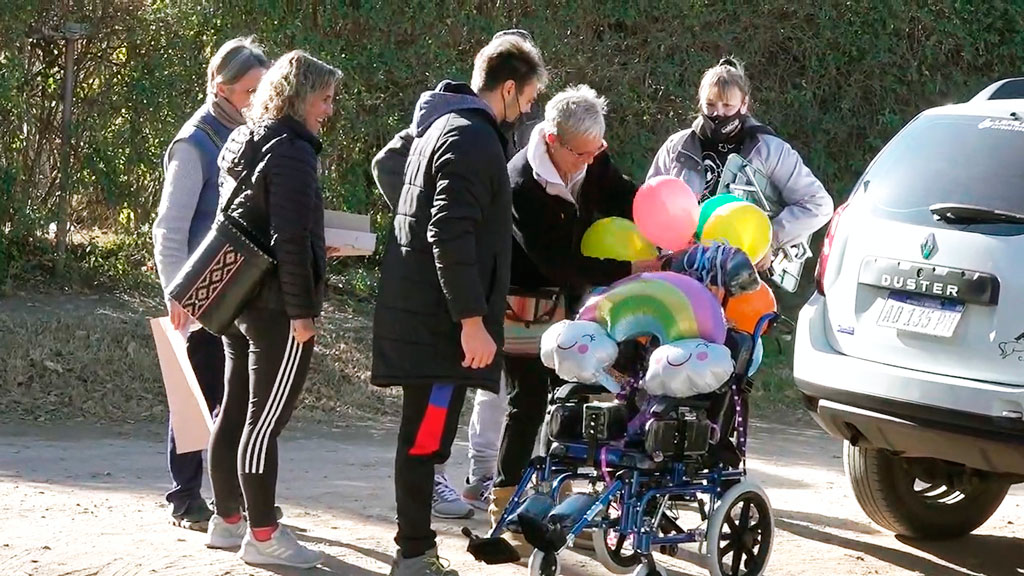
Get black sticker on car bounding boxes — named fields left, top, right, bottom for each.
left=997, top=331, right=1024, bottom=361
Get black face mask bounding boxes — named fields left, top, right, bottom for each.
left=698, top=110, right=746, bottom=145
left=500, top=91, right=526, bottom=147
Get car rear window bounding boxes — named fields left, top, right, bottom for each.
left=866, top=114, right=1024, bottom=228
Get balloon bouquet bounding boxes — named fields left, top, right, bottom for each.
left=542, top=175, right=777, bottom=402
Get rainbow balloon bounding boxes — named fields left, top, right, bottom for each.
left=577, top=271, right=726, bottom=345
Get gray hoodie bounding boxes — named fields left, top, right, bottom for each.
left=647, top=117, right=834, bottom=249
left=372, top=81, right=539, bottom=209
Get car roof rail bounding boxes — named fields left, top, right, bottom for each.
left=970, top=78, right=1024, bottom=102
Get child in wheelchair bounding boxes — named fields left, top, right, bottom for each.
left=465, top=243, right=777, bottom=576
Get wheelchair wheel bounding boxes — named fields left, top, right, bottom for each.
left=629, top=560, right=668, bottom=576
left=594, top=494, right=687, bottom=574
left=528, top=549, right=560, bottom=576
left=706, top=481, right=774, bottom=576
left=592, top=525, right=641, bottom=574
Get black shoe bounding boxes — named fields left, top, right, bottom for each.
left=171, top=499, right=213, bottom=532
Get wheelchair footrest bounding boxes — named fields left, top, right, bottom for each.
left=519, top=514, right=568, bottom=554
left=462, top=527, right=521, bottom=565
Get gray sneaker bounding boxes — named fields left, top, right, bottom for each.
left=389, top=548, right=459, bottom=576
left=239, top=525, right=323, bottom=568
left=206, top=515, right=247, bottom=549
left=432, top=473, right=474, bottom=519
left=461, top=475, right=494, bottom=511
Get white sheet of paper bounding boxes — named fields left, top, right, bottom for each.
left=324, top=209, right=376, bottom=256
left=150, top=316, right=213, bottom=453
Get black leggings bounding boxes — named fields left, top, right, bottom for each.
left=209, top=307, right=313, bottom=528
left=495, top=355, right=561, bottom=488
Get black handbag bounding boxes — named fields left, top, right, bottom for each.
left=167, top=123, right=275, bottom=335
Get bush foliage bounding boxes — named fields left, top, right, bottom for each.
left=2, top=0, right=1023, bottom=289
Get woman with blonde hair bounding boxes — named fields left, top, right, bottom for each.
left=647, top=57, right=833, bottom=269
left=204, top=50, right=340, bottom=569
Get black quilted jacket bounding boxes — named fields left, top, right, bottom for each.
left=219, top=115, right=326, bottom=320
left=371, top=81, right=511, bottom=392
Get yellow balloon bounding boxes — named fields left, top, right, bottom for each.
left=581, top=217, right=658, bottom=262
left=700, top=202, right=773, bottom=262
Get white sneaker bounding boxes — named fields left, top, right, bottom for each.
left=239, top=525, right=323, bottom=568
left=461, top=475, right=494, bottom=511
left=206, top=514, right=247, bottom=549
left=432, top=473, right=474, bottom=519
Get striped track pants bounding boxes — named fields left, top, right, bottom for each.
left=209, top=307, right=313, bottom=529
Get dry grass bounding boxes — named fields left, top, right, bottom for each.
left=0, top=292, right=401, bottom=425
left=750, top=336, right=805, bottom=419
left=0, top=291, right=800, bottom=426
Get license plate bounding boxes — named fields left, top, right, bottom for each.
left=876, top=292, right=965, bottom=338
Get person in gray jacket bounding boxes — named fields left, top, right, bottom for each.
left=647, top=57, right=833, bottom=268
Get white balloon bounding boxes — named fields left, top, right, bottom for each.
left=643, top=339, right=734, bottom=398
left=540, top=320, right=619, bottom=390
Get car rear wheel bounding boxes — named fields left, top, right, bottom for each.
left=844, top=441, right=1009, bottom=539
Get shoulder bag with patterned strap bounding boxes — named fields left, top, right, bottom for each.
left=167, top=123, right=276, bottom=335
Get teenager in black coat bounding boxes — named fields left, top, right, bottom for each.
left=370, top=36, right=548, bottom=575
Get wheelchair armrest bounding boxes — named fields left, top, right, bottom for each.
left=553, top=382, right=610, bottom=402
left=648, top=395, right=714, bottom=419
left=724, top=329, right=754, bottom=376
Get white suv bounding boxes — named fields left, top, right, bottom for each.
left=793, top=78, right=1024, bottom=539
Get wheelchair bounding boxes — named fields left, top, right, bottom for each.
left=465, top=313, right=778, bottom=576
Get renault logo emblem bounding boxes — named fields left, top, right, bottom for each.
left=921, top=233, right=937, bottom=260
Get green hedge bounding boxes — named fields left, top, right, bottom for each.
left=3, top=0, right=1023, bottom=288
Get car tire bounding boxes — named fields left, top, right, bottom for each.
left=843, top=440, right=1009, bottom=539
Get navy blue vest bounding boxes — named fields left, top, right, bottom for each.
left=164, top=105, right=235, bottom=255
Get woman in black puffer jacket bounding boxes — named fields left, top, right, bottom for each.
left=204, top=50, right=340, bottom=569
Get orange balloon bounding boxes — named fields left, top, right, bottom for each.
left=725, top=282, right=777, bottom=334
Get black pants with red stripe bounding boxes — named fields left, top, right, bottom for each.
left=395, top=383, right=468, bottom=558
left=209, top=306, right=313, bottom=529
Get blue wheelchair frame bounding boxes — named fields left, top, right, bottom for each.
left=480, top=312, right=778, bottom=570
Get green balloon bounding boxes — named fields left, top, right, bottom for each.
left=696, top=194, right=744, bottom=238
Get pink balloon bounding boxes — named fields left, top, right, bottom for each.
left=633, top=176, right=699, bottom=251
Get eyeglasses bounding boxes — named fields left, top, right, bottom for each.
left=557, top=137, right=608, bottom=160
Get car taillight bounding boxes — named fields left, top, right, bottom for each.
left=815, top=200, right=852, bottom=295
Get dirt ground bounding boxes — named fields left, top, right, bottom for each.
left=0, top=419, right=1021, bottom=576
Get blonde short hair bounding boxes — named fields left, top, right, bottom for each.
left=698, top=57, right=751, bottom=104
left=246, top=50, right=342, bottom=124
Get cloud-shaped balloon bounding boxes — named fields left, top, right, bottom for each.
left=643, top=338, right=735, bottom=398
left=540, top=320, right=621, bottom=392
